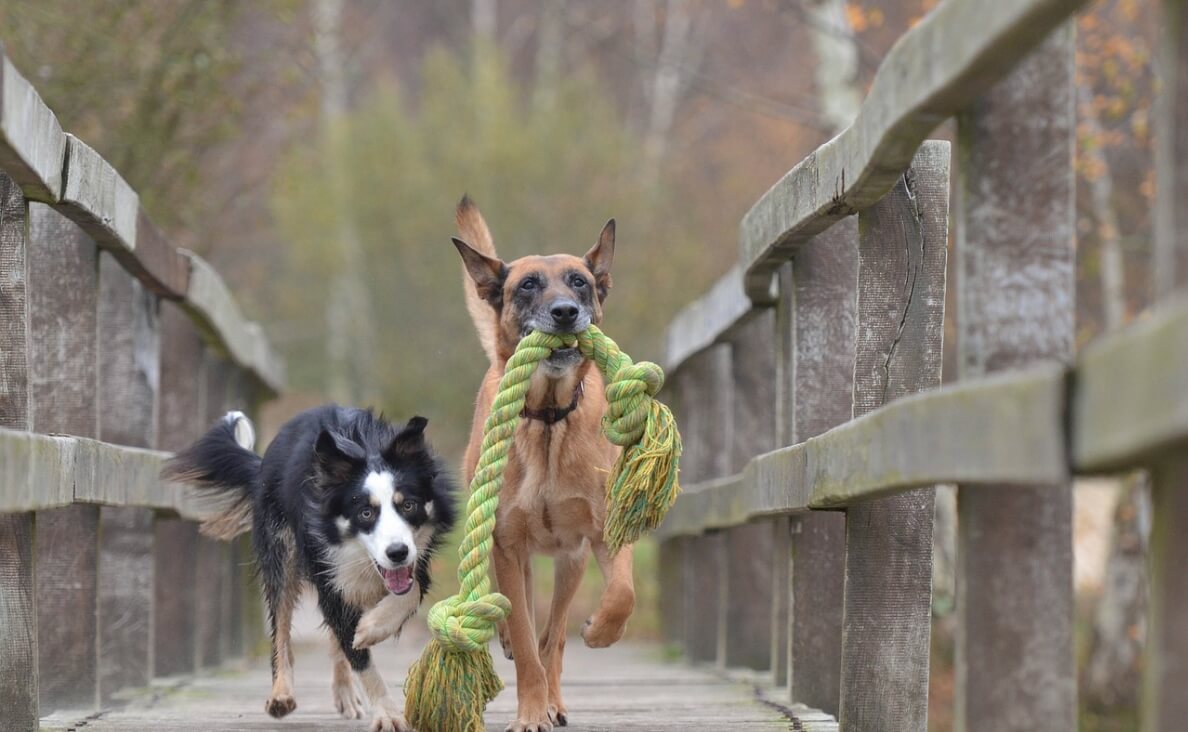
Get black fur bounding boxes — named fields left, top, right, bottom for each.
left=164, top=406, right=456, bottom=676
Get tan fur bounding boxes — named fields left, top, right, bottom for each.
left=454, top=199, right=635, bottom=731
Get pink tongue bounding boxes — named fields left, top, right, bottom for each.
left=380, top=566, right=413, bottom=595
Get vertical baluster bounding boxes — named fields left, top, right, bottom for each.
left=95, top=253, right=160, bottom=701
left=840, top=140, right=950, bottom=731
left=0, top=171, right=37, bottom=731
left=194, top=352, right=232, bottom=670
left=954, top=25, right=1077, bottom=732
left=27, top=205, right=100, bottom=712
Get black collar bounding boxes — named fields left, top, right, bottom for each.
left=521, top=382, right=584, bottom=424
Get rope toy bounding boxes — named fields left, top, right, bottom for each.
left=404, top=324, right=682, bottom=732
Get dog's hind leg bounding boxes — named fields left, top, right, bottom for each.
left=258, top=524, right=301, bottom=718
left=329, top=635, right=367, bottom=720
left=581, top=541, right=635, bottom=649
left=538, top=546, right=589, bottom=727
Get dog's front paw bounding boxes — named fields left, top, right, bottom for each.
left=353, top=611, right=392, bottom=650
left=506, top=707, right=553, bottom=732
left=548, top=703, right=569, bottom=727
left=264, top=692, right=297, bottom=718
left=332, top=675, right=366, bottom=719
left=581, top=611, right=628, bottom=648
left=370, top=697, right=411, bottom=732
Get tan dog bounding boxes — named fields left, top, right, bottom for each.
left=452, top=197, right=636, bottom=732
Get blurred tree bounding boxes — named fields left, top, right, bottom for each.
left=269, top=45, right=711, bottom=457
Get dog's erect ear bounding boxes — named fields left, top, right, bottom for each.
left=384, top=416, right=428, bottom=463
left=583, top=219, right=615, bottom=302
left=314, top=429, right=365, bottom=484
left=453, top=237, right=507, bottom=308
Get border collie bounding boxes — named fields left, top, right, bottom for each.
left=164, top=406, right=455, bottom=732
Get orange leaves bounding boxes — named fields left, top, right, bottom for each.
left=845, top=3, right=884, bottom=34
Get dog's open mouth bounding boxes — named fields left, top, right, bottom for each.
left=378, top=564, right=414, bottom=595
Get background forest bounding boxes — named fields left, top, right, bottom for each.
left=0, top=1, right=1156, bottom=729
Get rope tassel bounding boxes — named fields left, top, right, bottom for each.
left=404, top=325, right=682, bottom=731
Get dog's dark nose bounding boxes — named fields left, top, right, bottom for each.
left=386, top=543, right=409, bottom=564
left=550, top=300, right=580, bottom=325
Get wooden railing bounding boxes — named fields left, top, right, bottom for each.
left=0, top=48, right=281, bottom=730
left=654, top=1, right=1187, bottom=731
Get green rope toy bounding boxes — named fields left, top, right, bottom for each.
left=403, top=324, right=682, bottom=732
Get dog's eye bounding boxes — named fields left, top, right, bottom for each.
left=358, top=508, right=375, bottom=521
left=400, top=499, right=417, bottom=513
left=519, top=278, right=537, bottom=291
left=569, top=275, right=587, bottom=289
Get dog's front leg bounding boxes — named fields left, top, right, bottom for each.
left=353, top=591, right=418, bottom=650
left=494, top=543, right=553, bottom=732
left=581, top=541, right=635, bottom=648
left=358, top=661, right=409, bottom=732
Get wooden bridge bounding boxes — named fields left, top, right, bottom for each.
left=1, top=0, right=1186, bottom=730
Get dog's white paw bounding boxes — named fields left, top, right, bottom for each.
left=353, top=611, right=392, bottom=650
left=332, top=674, right=367, bottom=719
left=370, top=697, right=411, bottom=732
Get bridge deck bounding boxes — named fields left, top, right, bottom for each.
left=40, top=619, right=794, bottom=731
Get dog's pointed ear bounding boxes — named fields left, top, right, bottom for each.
left=314, top=429, right=365, bottom=484
left=384, top=416, right=429, bottom=463
left=583, top=219, right=615, bottom=302
left=453, top=237, right=507, bottom=308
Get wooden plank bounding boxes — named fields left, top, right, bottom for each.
left=27, top=204, right=100, bottom=713
left=1073, top=296, right=1188, bottom=472
left=195, top=536, right=228, bottom=670
left=838, top=140, right=949, bottom=732
left=954, top=25, right=1077, bottom=732
left=0, top=169, right=37, bottom=731
left=738, top=0, right=1087, bottom=300
left=768, top=264, right=794, bottom=690
left=723, top=311, right=775, bottom=671
left=1154, top=0, right=1188, bottom=298
left=1144, top=456, right=1188, bottom=732
left=56, top=136, right=189, bottom=299
left=664, top=265, right=775, bottom=371
left=787, top=216, right=857, bottom=716
left=0, top=52, right=66, bottom=202
left=183, top=253, right=284, bottom=396
left=96, top=251, right=159, bottom=702
left=654, top=364, right=1068, bottom=538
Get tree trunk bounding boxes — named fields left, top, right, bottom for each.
left=641, top=0, right=702, bottom=185
left=805, top=0, right=862, bottom=134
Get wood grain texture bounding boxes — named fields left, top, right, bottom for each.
left=1154, top=0, right=1188, bottom=298
left=183, top=253, right=284, bottom=395
left=788, top=217, right=857, bottom=716
left=723, top=312, right=775, bottom=670
left=0, top=172, right=29, bottom=432
left=839, top=140, right=949, bottom=732
left=1144, top=456, right=1188, bottom=732
left=0, top=513, right=38, bottom=731
left=664, top=265, right=775, bottom=372
left=738, top=0, right=1087, bottom=299
left=98, top=253, right=160, bottom=449
left=0, top=52, right=66, bottom=202
left=96, top=505, right=155, bottom=703
left=954, top=25, right=1077, bottom=732
left=27, top=203, right=100, bottom=713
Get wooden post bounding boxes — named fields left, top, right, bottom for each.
left=954, top=25, right=1076, bottom=732
left=0, top=171, right=37, bottom=731
left=1144, top=4, right=1188, bottom=730
left=657, top=380, right=687, bottom=654
left=194, top=351, right=231, bottom=669
left=782, top=216, right=859, bottom=715
left=153, top=302, right=206, bottom=678
left=676, top=345, right=732, bottom=664
left=722, top=310, right=775, bottom=671
left=96, top=253, right=160, bottom=702
left=840, top=140, right=949, bottom=731
left=27, top=204, right=100, bottom=712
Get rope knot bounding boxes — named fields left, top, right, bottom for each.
left=427, top=593, right=511, bottom=654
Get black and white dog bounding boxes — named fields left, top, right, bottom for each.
left=164, top=406, right=456, bottom=732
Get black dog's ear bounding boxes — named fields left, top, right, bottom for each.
left=583, top=219, right=615, bottom=302
left=453, top=237, right=507, bottom=309
left=314, top=429, right=365, bottom=484
left=384, top=416, right=429, bottom=463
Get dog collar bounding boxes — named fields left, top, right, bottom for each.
left=521, top=382, right=584, bottom=425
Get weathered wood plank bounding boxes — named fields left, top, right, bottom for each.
left=27, top=204, right=100, bottom=713
left=664, top=265, right=775, bottom=371
left=954, top=25, right=1077, bottom=732
left=723, top=312, right=775, bottom=671
left=56, top=136, right=190, bottom=299
left=183, top=253, right=284, bottom=396
left=1145, top=456, right=1188, bottom=732
left=1154, top=0, right=1188, bottom=298
left=0, top=170, right=37, bottom=732
left=96, top=251, right=160, bottom=702
left=839, top=140, right=948, bottom=732
left=738, top=0, right=1087, bottom=299
left=786, top=216, right=857, bottom=715
left=0, top=52, right=66, bottom=202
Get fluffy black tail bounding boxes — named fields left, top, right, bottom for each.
left=163, top=411, right=262, bottom=540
